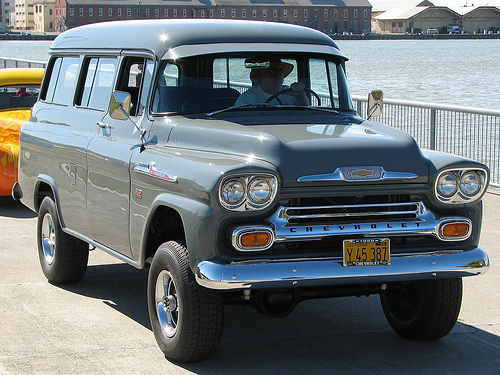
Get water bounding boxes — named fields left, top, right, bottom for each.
left=0, top=38, right=499, bottom=110
left=337, top=39, right=500, bottom=110
left=0, top=40, right=52, bottom=62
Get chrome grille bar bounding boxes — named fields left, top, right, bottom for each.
left=283, top=202, right=422, bottom=224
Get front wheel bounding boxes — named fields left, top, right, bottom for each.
left=37, top=196, right=89, bottom=284
left=380, top=278, right=462, bottom=341
left=147, top=241, right=224, bottom=363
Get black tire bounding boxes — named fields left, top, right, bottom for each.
left=37, top=196, right=89, bottom=284
left=380, top=278, right=462, bottom=340
left=147, top=241, right=224, bottom=363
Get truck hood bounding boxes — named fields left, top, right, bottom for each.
left=166, top=113, right=429, bottom=184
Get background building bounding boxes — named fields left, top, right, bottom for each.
left=2, top=0, right=15, bottom=32
left=14, top=0, right=36, bottom=29
left=371, top=0, right=500, bottom=34
left=53, top=0, right=372, bottom=33
left=34, top=0, right=55, bottom=32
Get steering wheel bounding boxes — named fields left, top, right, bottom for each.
left=264, top=87, right=321, bottom=106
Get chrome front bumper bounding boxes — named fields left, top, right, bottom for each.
left=195, top=247, right=489, bottom=290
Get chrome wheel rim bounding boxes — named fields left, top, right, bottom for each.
left=155, top=270, right=179, bottom=338
left=41, top=213, right=56, bottom=265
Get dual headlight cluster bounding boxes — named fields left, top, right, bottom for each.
left=435, top=168, right=488, bottom=204
left=219, top=174, right=278, bottom=211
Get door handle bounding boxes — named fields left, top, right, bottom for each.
left=96, top=122, right=114, bottom=129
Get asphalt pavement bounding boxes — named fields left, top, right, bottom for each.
left=0, top=192, right=499, bottom=374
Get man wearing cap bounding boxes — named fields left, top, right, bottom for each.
left=234, top=59, right=309, bottom=106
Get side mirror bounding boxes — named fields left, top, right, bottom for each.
left=109, top=91, right=132, bottom=120
left=367, top=90, right=383, bottom=119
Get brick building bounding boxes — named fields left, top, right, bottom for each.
left=54, top=0, right=372, bottom=34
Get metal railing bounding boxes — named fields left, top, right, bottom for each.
left=352, top=95, right=500, bottom=188
left=0, top=57, right=46, bottom=68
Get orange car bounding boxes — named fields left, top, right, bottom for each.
left=0, top=68, right=44, bottom=196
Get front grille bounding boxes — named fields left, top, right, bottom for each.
left=284, top=202, right=421, bottom=225
left=281, top=195, right=419, bottom=225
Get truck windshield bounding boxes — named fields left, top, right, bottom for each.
left=151, top=53, right=354, bottom=114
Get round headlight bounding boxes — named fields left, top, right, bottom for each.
left=437, top=172, right=458, bottom=198
left=248, top=178, right=272, bottom=204
left=460, top=171, right=481, bottom=196
left=221, top=179, right=245, bottom=205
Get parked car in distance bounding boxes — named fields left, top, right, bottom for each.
left=15, top=20, right=490, bottom=363
left=427, top=28, right=439, bottom=34
left=0, top=67, right=43, bottom=196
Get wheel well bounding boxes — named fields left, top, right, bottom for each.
left=145, top=206, right=186, bottom=262
left=35, top=181, right=54, bottom=211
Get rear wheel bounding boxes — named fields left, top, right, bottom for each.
left=147, top=241, right=224, bottom=362
left=37, top=196, right=89, bottom=284
left=380, top=278, right=462, bottom=340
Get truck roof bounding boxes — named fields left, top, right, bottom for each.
left=50, top=19, right=346, bottom=60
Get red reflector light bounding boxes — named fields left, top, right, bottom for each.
left=240, top=232, right=271, bottom=248
left=441, top=223, right=470, bottom=238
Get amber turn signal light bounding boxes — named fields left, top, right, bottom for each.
left=240, top=232, right=272, bottom=248
left=441, top=222, right=470, bottom=239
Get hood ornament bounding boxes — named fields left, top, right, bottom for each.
left=298, top=166, right=418, bottom=182
left=341, top=166, right=383, bottom=180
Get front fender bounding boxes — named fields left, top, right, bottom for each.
left=139, top=193, right=216, bottom=269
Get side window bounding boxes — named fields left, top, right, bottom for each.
left=76, top=57, right=117, bottom=110
left=78, top=58, right=98, bottom=107
left=52, top=57, right=80, bottom=105
left=41, top=57, right=61, bottom=102
left=116, top=57, right=154, bottom=116
left=138, top=59, right=154, bottom=116
left=42, top=56, right=80, bottom=105
left=310, top=59, right=340, bottom=108
left=152, top=62, right=180, bottom=113
left=88, top=58, right=117, bottom=110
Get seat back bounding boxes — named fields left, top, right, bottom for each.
left=154, top=87, right=239, bottom=113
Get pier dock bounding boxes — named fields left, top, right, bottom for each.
left=0, top=192, right=498, bottom=374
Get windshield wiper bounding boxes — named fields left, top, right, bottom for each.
left=297, top=106, right=340, bottom=115
left=207, top=104, right=341, bottom=117
left=206, top=104, right=268, bottom=117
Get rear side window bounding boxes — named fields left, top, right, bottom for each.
left=88, top=58, right=117, bottom=110
left=76, top=57, right=118, bottom=110
left=42, top=57, right=80, bottom=106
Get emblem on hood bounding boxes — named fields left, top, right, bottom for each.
left=342, top=166, right=383, bottom=180
left=298, top=166, right=418, bottom=182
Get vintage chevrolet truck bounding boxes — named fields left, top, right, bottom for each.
left=14, top=20, right=489, bottom=362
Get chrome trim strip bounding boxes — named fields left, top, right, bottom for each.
left=298, top=167, right=418, bottom=182
left=195, top=248, right=489, bottom=290
left=134, top=162, right=178, bottom=183
left=283, top=201, right=421, bottom=220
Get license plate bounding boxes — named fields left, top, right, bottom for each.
left=343, top=238, right=390, bottom=267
